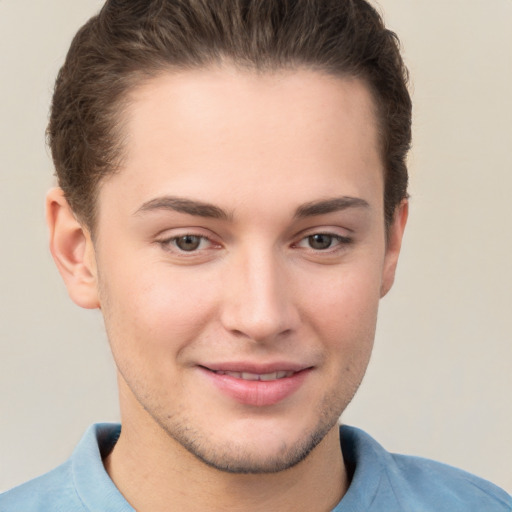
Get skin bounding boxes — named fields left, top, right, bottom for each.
left=47, top=67, right=407, bottom=512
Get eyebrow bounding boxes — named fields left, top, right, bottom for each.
left=135, top=196, right=232, bottom=220
left=135, top=195, right=369, bottom=221
left=294, top=196, right=370, bottom=219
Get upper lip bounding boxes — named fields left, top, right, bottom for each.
left=199, top=362, right=312, bottom=374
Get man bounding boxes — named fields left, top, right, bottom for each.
left=0, top=0, right=510, bottom=510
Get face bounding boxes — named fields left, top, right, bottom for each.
left=74, top=67, right=405, bottom=473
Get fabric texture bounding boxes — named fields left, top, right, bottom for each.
left=1, top=423, right=510, bottom=511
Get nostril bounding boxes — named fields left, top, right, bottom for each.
left=228, top=327, right=293, bottom=342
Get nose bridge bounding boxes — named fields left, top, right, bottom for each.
left=220, top=242, right=296, bottom=341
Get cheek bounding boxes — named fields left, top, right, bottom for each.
left=99, top=262, right=220, bottom=359
left=301, top=262, right=382, bottom=334
left=298, top=263, right=382, bottom=373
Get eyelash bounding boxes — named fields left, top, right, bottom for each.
left=156, top=232, right=352, bottom=254
left=157, top=234, right=218, bottom=254
left=294, top=233, right=353, bottom=252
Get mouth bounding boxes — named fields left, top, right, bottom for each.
left=209, top=370, right=296, bottom=381
left=198, top=364, right=312, bottom=406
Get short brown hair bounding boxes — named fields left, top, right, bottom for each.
left=48, top=0, right=411, bottom=231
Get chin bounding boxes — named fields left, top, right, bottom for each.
left=159, top=411, right=340, bottom=475
left=183, top=429, right=328, bottom=474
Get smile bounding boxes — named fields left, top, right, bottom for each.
left=211, top=370, right=295, bottom=381
left=200, top=365, right=311, bottom=406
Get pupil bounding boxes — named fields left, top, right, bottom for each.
left=309, top=234, right=332, bottom=250
left=176, top=235, right=201, bottom=251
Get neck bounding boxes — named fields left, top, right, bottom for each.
left=104, top=417, right=347, bottom=512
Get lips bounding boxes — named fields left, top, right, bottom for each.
left=199, top=363, right=311, bottom=407
left=210, top=370, right=295, bottom=381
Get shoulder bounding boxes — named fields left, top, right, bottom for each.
left=339, top=425, right=512, bottom=512
left=387, top=452, right=512, bottom=511
left=0, top=423, right=125, bottom=512
left=0, top=460, right=86, bottom=512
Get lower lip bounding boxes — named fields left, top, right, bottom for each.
left=199, top=368, right=311, bottom=407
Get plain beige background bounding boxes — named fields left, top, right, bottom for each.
left=0, top=0, right=511, bottom=494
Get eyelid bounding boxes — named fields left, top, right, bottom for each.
left=173, top=235, right=211, bottom=251
left=291, top=227, right=354, bottom=255
left=295, top=233, right=352, bottom=248
left=155, top=229, right=222, bottom=254
left=293, top=225, right=353, bottom=241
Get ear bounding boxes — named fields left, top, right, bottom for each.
left=46, top=188, right=100, bottom=309
left=380, top=199, right=408, bottom=298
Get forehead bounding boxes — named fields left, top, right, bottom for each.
left=100, top=67, right=383, bottom=218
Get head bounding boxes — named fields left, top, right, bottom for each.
left=47, top=0, right=410, bottom=475
left=48, top=0, right=411, bottom=234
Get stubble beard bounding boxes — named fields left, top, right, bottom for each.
left=146, top=385, right=350, bottom=475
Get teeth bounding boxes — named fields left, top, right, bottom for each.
left=242, top=372, right=260, bottom=381
left=259, top=372, right=278, bottom=381
left=214, top=370, right=294, bottom=381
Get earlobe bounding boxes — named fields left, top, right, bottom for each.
left=46, top=188, right=100, bottom=309
left=380, top=199, right=408, bottom=298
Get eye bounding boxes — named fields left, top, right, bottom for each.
left=158, top=234, right=215, bottom=253
left=307, top=234, right=336, bottom=250
left=174, top=235, right=204, bottom=252
left=295, top=232, right=352, bottom=251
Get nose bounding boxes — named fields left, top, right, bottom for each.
left=220, top=246, right=299, bottom=343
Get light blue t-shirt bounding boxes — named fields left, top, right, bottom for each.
left=1, top=423, right=510, bottom=511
